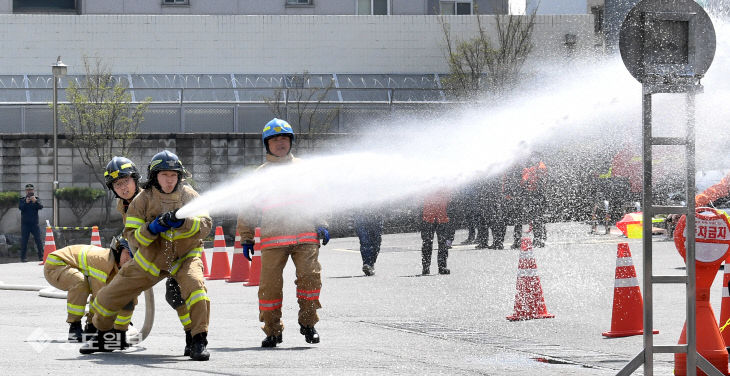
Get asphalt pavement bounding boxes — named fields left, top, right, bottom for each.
left=0, top=222, right=718, bottom=375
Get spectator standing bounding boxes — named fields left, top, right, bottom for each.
left=354, top=207, right=384, bottom=276
left=420, top=188, right=453, bottom=275
left=520, top=153, right=549, bottom=247
left=18, top=183, right=44, bottom=262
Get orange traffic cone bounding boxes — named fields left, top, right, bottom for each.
left=201, top=248, right=210, bottom=277
left=506, top=238, right=554, bottom=321
left=90, top=226, right=102, bottom=247
left=245, top=227, right=262, bottom=287
left=39, top=227, right=56, bottom=265
left=602, top=243, right=658, bottom=337
left=226, top=231, right=250, bottom=283
left=207, top=226, right=231, bottom=280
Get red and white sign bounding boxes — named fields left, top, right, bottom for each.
left=674, top=207, right=730, bottom=263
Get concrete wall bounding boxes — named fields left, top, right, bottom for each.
left=0, top=133, right=347, bottom=233
left=0, top=14, right=597, bottom=75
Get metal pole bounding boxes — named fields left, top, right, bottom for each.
left=686, top=90, right=697, bottom=376
left=52, top=74, right=58, bottom=228
left=641, top=91, right=654, bottom=375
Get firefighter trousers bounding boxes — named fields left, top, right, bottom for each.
left=259, top=244, right=322, bottom=336
left=44, top=264, right=134, bottom=330
left=92, top=257, right=209, bottom=336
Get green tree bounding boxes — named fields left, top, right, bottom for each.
left=54, top=187, right=105, bottom=226
left=264, top=72, right=340, bottom=141
left=0, top=192, right=21, bottom=227
left=440, top=8, right=537, bottom=98
left=55, top=56, right=151, bottom=221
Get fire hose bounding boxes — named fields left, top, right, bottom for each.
left=0, top=281, right=154, bottom=345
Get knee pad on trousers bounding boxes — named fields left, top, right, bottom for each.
left=165, top=278, right=185, bottom=309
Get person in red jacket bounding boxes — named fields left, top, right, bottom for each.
left=696, top=173, right=730, bottom=207
left=420, top=188, right=453, bottom=275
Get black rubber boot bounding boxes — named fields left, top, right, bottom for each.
left=261, top=333, right=283, bottom=348
left=438, top=267, right=451, bottom=275
left=115, top=329, right=129, bottom=350
left=300, top=325, right=320, bottom=344
left=79, top=330, right=118, bottom=354
left=190, top=332, right=210, bottom=361
left=68, top=321, right=83, bottom=343
left=183, top=330, right=192, bottom=356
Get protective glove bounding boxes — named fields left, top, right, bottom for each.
left=159, top=210, right=184, bottom=228
left=242, top=242, right=254, bottom=261
left=317, top=226, right=330, bottom=246
left=147, top=215, right=171, bottom=235
left=118, top=237, right=130, bottom=252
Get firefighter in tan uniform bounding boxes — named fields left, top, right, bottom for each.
left=81, top=150, right=212, bottom=361
left=104, top=156, right=195, bottom=356
left=237, top=118, right=329, bottom=348
left=44, top=242, right=133, bottom=343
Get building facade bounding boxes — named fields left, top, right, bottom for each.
left=6, top=0, right=516, bottom=15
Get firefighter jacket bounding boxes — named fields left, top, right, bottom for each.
left=521, top=161, right=547, bottom=193
left=116, top=190, right=141, bottom=249
left=422, top=189, right=452, bottom=224
left=46, top=244, right=119, bottom=297
left=236, top=153, right=326, bottom=250
left=124, top=184, right=212, bottom=277
left=697, top=173, right=730, bottom=207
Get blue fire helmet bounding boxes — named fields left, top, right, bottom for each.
left=262, top=118, right=295, bottom=152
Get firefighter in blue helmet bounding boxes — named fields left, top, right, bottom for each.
left=237, top=118, right=328, bottom=348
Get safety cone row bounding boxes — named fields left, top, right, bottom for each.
left=506, top=238, right=554, bottom=321
left=719, top=261, right=730, bottom=349
left=602, top=243, right=658, bottom=337
left=245, top=227, right=262, bottom=287
left=90, top=226, right=102, bottom=247
left=226, top=231, right=250, bottom=283
left=207, top=226, right=231, bottom=280
left=39, top=227, right=57, bottom=265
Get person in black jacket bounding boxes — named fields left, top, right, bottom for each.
left=18, top=183, right=44, bottom=262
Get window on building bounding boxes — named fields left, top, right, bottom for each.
left=162, top=0, right=189, bottom=5
left=13, top=0, right=78, bottom=13
left=286, top=0, right=313, bottom=5
left=357, top=0, right=389, bottom=15
left=439, top=1, right=472, bottom=15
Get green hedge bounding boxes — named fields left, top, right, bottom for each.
left=55, top=187, right=106, bottom=225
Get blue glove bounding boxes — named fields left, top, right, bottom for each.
left=148, top=215, right=171, bottom=235
left=159, top=210, right=184, bottom=228
left=317, top=226, right=330, bottom=246
left=242, top=243, right=254, bottom=261
left=118, top=237, right=130, bottom=252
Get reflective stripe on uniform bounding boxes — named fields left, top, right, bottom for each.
left=186, top=289, right=209, bottom=310
left=114, top=314, right=132, bottom=326
left=125, top=216, right=144, bottom=229
left=259, top=299, right=283, bottom=311
left=91, top=297, right=118, bottom=317
left=169, top=247, right=203, bottom=276
left=260, top=232, right=319, bottom=250
left=174, top=217, right=201, bottom=240
left=134, top=251, right=161, bottom=277
left=67, top=303, right=85, bottom=317
left=179, top=312, right=192, bottom=326
left=135, top=227, right=154, bottom=247
left=45, top=254, right=66, bottom=266
left=296, top=289, right=320, bottom=301
left=78, top=248, right=108, bottom=283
